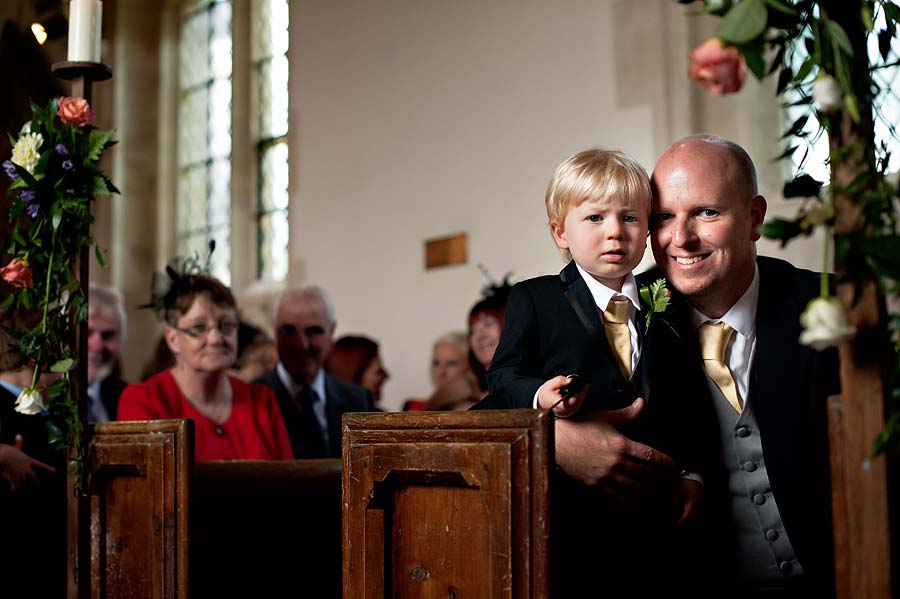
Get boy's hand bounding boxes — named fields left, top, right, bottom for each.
left=537, top=374, right=588, bottom=418
left=673, top=477, right=703, bottom=525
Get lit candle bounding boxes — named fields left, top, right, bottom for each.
left=67, top=0, right=103, bottom=63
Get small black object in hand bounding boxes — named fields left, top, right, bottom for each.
left=560, top=374, right=586, bottom=399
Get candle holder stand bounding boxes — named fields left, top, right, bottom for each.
left=51, top=59, right=112, bottom=599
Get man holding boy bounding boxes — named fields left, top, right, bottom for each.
left=481, top=148, right=709, bottom=595
left=550, top=136, right=838, bottom=596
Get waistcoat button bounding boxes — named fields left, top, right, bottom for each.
left=736, top=426, right=751, bottom=438
left=779, top=561, right=793, bottom=574
left=742, top=461, right=757, bottom=472
left=752, top=493, right=766, bottom=505
left=766, top=529, right=779, bottom=541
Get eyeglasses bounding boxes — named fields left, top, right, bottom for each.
left=176, top=320, right=239, bottom=339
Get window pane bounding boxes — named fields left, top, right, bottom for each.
left=251, top=0, right=289, bottom=62
left=258, top=211, right=288, bottom=281
left=257, top=55, right=289, bottom=138
left=259, top=142, right=289, bottom=211
left=176, top=0, right=233, bottom=285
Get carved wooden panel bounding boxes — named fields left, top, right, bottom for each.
left=89, top=420, right=192, bottom=599
left=343, top=410, right=551, bottom=599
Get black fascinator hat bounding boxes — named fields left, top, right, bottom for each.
left=139, top=241, right=231, bottom=322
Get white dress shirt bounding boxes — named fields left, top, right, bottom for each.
left=575, top=264, right=642, bottom=372
left=689, top=266, right=760, bottom=406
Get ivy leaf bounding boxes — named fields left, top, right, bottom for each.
left=772, top=144, right=798, bottom=162
left=50, top=358, right=75, bottom=373
left=95, top=245, right=108, bottom=268
left=741, top=40, right=766, bottom=79
left=884, top=2, right=900, bottom=25
left=762, top=217, right=804, bottom=245
left=716, top=0, right=768, bottom=45
left=51, top=202, right=63, bottom=230
left=782, top=114, right=809, bottom=139
left=776, top=66, right=793, bottom=94
left=784, top=173, right=824, bottom=198
left=763, top=0, right=796, bottom=15
left=92, top=176, right=111, bottom=197
left=826, top=20, right=854, bottom=58
left=878, top=29, right=892, bottom=62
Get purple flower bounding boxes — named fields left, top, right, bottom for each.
left=26, top=202, right=39, bottom=219
left=55, top=143, right=69, bottom=156
left=62, top=159, right=73, bottom=171
left=20, top=190, right=35, bottom=203
left=3, top=159, right=18, bottom=181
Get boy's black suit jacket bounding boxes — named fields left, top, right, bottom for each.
left=482, top=259, right=707, bottom=468
left=478, top=260, right=709, bottom=595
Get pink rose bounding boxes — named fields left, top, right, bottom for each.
left=57, top=96, right=95, bottom=127
left=0, top=258, right=34, bottom=289
left=688, top=38, right=747, bottom=95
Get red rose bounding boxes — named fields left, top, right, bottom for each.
left=688, top=37, right=747, bottom=95
left=57, top=96, right=96, bottom=127
left=0, top=258, right=34, bottom=289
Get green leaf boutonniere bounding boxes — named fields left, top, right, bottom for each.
left=639, top=278, right=677, bottom=336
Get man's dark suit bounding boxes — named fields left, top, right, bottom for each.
left=478, top=260, right=709, bottom=596
left=662, top=256, right=839, bottom=597
left=95, top=374, right=127, bottom=420
left=254, top=368, right=374, bottom=459
left=0, top=385, right=66, bottom=596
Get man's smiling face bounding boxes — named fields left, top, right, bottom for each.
left=650, top=139, right=766, bottom=318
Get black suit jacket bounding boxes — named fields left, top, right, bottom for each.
left=97, top=375, right=127, bottom=421
left=482, top=260, right=706, bottom=467
left=0, top=385, right=67, bottom=596
left=478, top=261, right=709, bottom=595
left=253, top=368, right=374, bottom=459
left=642, top=256, right=839, bottom=597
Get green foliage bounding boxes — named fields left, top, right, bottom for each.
left=686, top=0, right=900, bottom=455
left=2, top=96, right=118, bottom=490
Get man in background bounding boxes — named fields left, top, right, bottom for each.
left=87, top=282, right=128, bottom=422
left=254, top=285, right=374, bottom=458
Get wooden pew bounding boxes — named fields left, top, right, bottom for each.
left=88, top=410, right=550, bottom=598
left=342, top=409, right=552, bottom=599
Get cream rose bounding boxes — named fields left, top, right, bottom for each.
left=799, top=296, right=856, bottom=351
left=812, top=75, right=843, bottom=114
left=15, top=387, right=46, bottom=416
left=10, top=132, right=44, bottom=174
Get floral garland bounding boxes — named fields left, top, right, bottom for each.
left=680, top=0, right=900, bottom=452
left=1, top=96, right=118, bottom=489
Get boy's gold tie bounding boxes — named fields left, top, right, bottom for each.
left=699, top=321, right=742, bottom=413
left=603, top=298, right=632, bottom=379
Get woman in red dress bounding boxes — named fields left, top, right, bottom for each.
left=118, top=273, right=292, bottom=461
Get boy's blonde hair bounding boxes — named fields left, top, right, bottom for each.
left=545, top=148, right=651, bottom=262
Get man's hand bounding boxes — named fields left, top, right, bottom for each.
left=0, top=434, right=56, bottom=492
left=673, top=478, right=703, bottom=525
left=554, top=398, right=674, bottom=503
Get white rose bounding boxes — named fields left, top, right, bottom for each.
left=14, top=386, right=47, bottom=416
left=812, top=75, right=843, bottom=114
left=10, top=132, right=44, bottom=174
left=799, top=296, right=856, bottom=351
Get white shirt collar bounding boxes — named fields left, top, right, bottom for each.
left=276, top=362, right=326, bottom=403
left=689, top=265, right=759, bottom=339
left=575, top=263, right=641, bottom=312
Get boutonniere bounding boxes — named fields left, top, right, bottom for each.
left=639, top=278, right=678, bottom=337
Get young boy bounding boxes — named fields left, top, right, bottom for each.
left=480, top=148, right=708, bottom=595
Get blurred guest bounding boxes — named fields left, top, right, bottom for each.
left=402, top=331, right=470, bottom=411
left=118, top=271, right=292, bottom=461
left=230, top=322, right=278, bottom=383
left=254, top=286, right=375, bottom=458
left=325, top=335, right=390, bottom=409
left=466, top=279, right=512, bottom=396
left=87, top=282, right=128, bottom=421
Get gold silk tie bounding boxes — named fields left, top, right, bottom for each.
left=603, top=298, right=632, bottom=379
left=699, top=321, right=742, bottom=414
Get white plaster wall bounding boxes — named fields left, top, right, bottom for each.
left=289, top=0, right=668, bottom=410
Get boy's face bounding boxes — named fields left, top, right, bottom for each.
left=551, top=194, right=649, bottom=291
